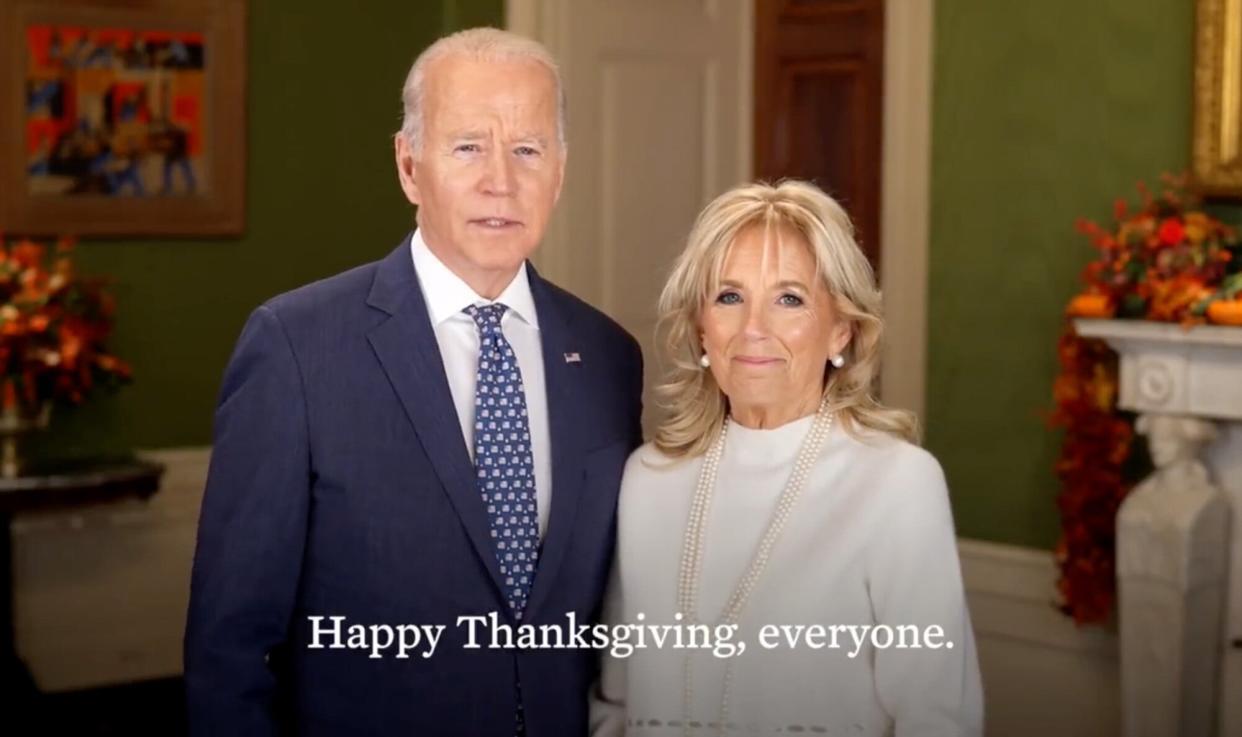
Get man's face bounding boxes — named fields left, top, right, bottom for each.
left=396, top=54, right=564, bottom=295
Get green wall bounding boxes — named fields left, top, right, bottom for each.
left=36, top=0, right=504, bottom=460
left=926, top=0, right=1194, bottom=548
left=39, top=0, right=1200, bottom=552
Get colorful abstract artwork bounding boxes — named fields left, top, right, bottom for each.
left=0, top=0, right=246, bottom=237
left=24, top=25, right=207, bottom=198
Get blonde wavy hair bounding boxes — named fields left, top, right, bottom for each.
left=653, top=179, right=919, bottom=458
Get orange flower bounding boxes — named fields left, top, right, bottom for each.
left=59, top=330, right=82, bottom=368
left=1147, top=276, right=1209, bottom=322
left=1089, top=364, right=1116, bottom=410
left=1185, top=225, right=1207, bottom=244
left=11, top=241, right=43, bottom=269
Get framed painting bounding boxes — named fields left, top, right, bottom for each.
left=0, top=0, right=246, bottom=236
left=1193, top=0, right=1242, bottom=197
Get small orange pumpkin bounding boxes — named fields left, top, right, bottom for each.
left=1067, top=293, right=1114, bottom=318
left=1206, top=299, right=1242, bottom=325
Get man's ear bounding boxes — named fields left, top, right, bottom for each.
left=395, top=135, right=421, bottom=206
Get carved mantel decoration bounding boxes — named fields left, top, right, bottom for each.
left=1075, top=318, right=1242, bottom=737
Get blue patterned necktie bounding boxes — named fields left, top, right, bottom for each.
left=464, top=303, right=541, bottom=620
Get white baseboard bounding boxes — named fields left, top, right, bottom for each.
left=959, top=538, right=1119, bottom=655
left=12, top=451, right=1122, bottom=736
left=958, top=538, right=1120, bottom=737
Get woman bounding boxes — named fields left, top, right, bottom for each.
left=590, top=180, right=983, bottom=736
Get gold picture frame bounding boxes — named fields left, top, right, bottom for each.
left=1193, top=0, right=1242, bottom=197
left=0, top=0, right=246, bottom=237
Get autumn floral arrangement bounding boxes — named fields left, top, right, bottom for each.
left=0, top=235, right=130, bottom=420
left=1051, top=174, right=1242, bottom=624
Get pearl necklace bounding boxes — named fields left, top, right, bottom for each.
left=677, top=400, right=835, bottom=736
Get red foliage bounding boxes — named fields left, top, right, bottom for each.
left=1049, top=330, right=1130, bottom=624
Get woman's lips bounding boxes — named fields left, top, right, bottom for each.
left=732, top=356, right=782, bottom=366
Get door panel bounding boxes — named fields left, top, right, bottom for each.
left=754, top=0, right=883, bottom=266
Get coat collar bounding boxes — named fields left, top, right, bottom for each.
left=365, top=234, right=588, bottom=621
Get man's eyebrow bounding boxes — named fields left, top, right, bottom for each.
left=446, top=132, right=552, bottom=147
left=512, top=134, right=551, bottom=147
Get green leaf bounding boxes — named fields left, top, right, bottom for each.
left=1120, top=293, right=1148, bottom=317
left=1222, top=272, right=1242, bottom=299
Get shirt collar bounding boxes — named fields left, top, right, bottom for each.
left=410, top=229, right=539, bottom=329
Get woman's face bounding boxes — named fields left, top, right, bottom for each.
left=700, top=224, right=852, bottom=426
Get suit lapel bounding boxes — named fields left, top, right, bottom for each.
left=364, top=239, right=509, bottom=600
left=523, top=265, right=587, bottom=620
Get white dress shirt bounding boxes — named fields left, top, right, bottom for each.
left=409, top=230, right=552, bottom=537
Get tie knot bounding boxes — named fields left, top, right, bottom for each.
left=464, top=303, right=508, bottom=335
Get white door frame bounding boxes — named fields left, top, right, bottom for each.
left=877, top=0, right=935, bottom=425
left=506, top=0, right=934, bottom=425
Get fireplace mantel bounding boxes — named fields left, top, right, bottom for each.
left=1074, top=318, right=1242, bottom=737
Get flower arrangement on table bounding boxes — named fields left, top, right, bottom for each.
left=1051, top=174, right=1242, bottom=625
left=0, top=236, right=129, bottom=442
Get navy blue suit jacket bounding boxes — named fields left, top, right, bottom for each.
left=185, top=236, right=643, bottom=736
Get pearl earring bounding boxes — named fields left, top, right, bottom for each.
left=830, top=354, right=845, bottom=368
left=699, top=354, right=711, bottom=368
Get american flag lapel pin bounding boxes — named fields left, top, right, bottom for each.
left=563, top=352, right=581, bottom=364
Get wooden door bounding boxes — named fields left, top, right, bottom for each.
left=754, top=0, right=884, bottom=266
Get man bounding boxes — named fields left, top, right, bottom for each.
left=185, top=28, right=643, bottom=736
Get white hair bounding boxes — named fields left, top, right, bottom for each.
left=397, top=27, right=567, bottom=154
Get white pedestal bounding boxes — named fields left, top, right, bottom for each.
left=1075, top=319, right=1242, bottom=737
